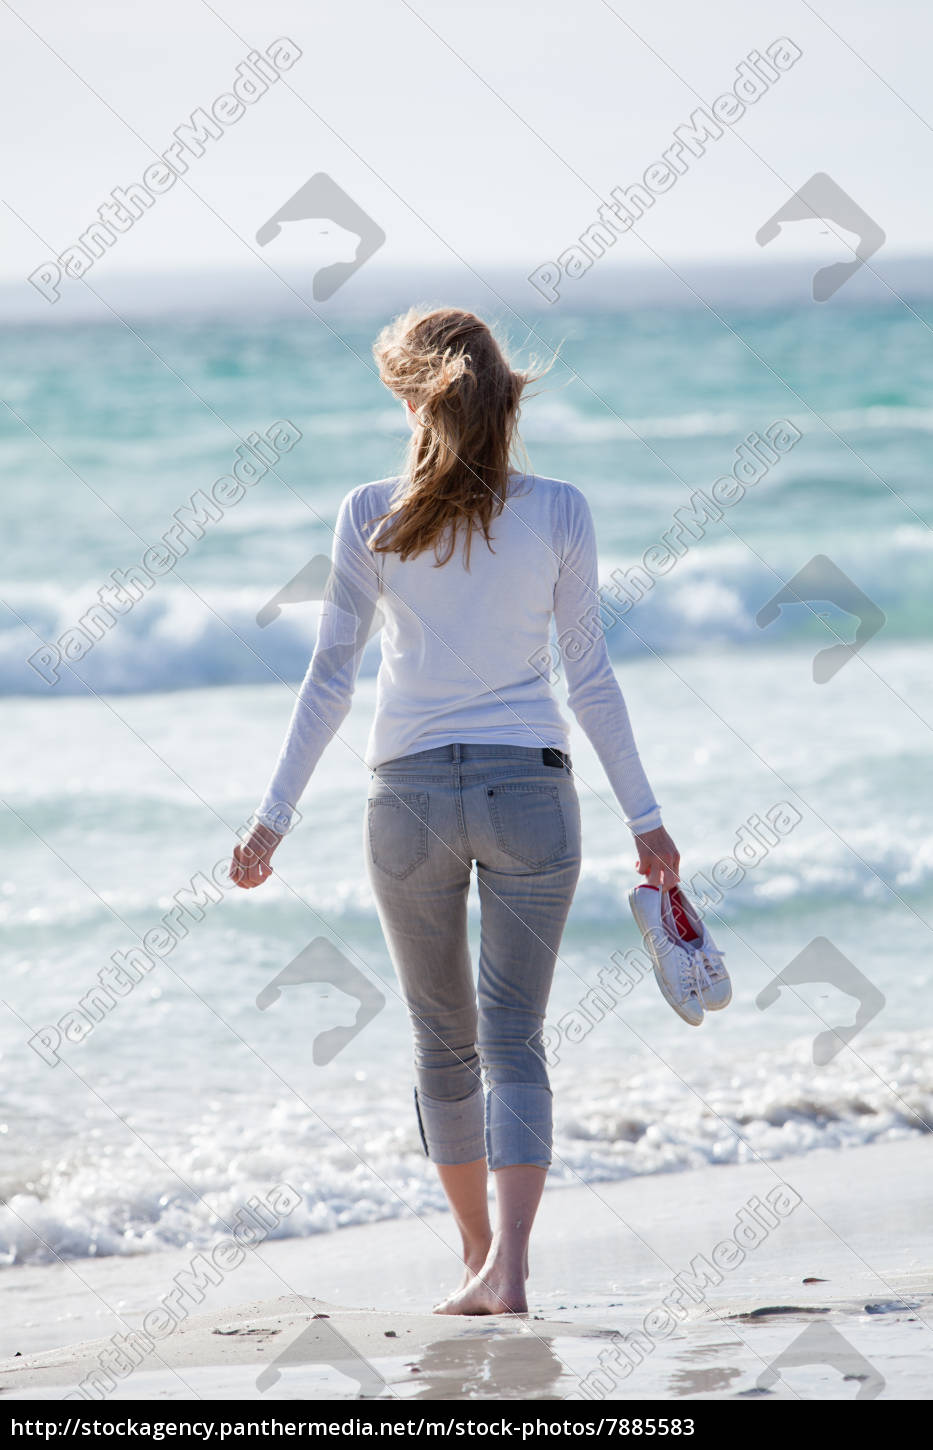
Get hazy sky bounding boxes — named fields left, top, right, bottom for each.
left=2, top=0, right=931, bottom=314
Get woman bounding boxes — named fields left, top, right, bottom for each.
left=230, top=307, right=679, bottom=1315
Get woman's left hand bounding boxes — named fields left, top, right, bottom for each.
left=230, top=822, right=282, bottom=889
left=633, top=825, right=680, bottom=889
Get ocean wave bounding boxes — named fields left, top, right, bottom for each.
left=550, top=1030, right=932, bottom=1182
left=521, top=401, right=933, bottom=445
left=1, top=533, right=926, bottom=696
left=1, top=586, right=340, bottom=698
left=521, top=403, right=746, bottom=444
left=3, top=822, right=931, bottom=937
left=17, top=396, right=929, bottom=464
left=1, top=1031, right=928, bottom=1266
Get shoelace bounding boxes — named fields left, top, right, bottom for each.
left=696, top=949, right=726, bottom=985
left=674, top=944, right=701, bottom=1000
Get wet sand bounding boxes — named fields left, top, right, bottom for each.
left=2, top=1137, right=931, bottom=1400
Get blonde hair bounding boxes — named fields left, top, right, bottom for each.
left=368, top=307, right=531, bottom=567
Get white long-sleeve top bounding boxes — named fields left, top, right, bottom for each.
left=255, top=473, right=662, bottom=836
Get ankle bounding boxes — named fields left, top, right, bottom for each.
left=481, top=1242, right=527, bottom=1283
left=462, top=1233, right=492, bottom=1270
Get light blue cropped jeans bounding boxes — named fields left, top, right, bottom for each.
left=364, top=742, right=582, bottom=1172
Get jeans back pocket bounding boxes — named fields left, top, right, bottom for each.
left=486, top=782, right=567, bottom=867
left=367, top=790, right=430, bottom=879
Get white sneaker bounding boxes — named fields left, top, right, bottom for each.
left=662, top=887, right=732, bottom=1011
left=628, top=885, right=704, bottom=1026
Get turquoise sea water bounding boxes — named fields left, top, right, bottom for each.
left=1, top=298, right=931, bottom=1264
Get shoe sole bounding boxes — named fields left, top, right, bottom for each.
left=628, top=889, right=704, bottom=1027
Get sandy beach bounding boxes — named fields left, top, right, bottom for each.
left=2, top=1137, right=930, bottom=1402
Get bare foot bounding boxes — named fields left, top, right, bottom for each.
left=454, top=1249, right=490, bottom=1293
left=434, top=1267, right=527, bottom=1316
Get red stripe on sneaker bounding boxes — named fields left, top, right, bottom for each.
left=669, top=887, right=701, bottom=943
